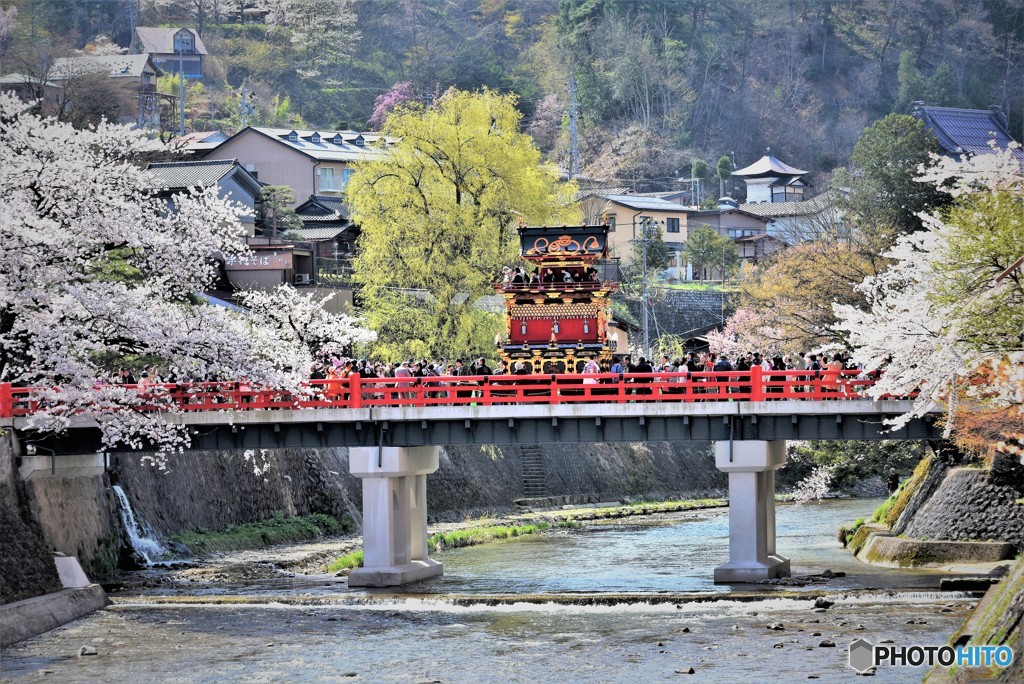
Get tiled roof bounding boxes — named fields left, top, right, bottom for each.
left=914, top=105, right=1024, bottom=163
left=739, top=191, right=836, bottom=218
left=293, top=226, right=350, bottom=241
left=146, top=159, right=240, bottom=189
left=734, top=153, right=807, bottom=178
left=51, top=54, right=157, bottom=80
left=597, top=194, right=688, bottom=211
left=733, top=233, right=779, bottom=243
left=296, top=195, right=350, bottom=222
left=243, top=127, right=392, bottom=162
left=133, top=27, right=208, bottom=55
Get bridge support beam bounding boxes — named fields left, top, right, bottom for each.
left=713, top=440, right=790, bottom=584
left=348, top=446, right=443, bottom=587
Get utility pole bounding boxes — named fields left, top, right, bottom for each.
left=127, top=0, right=136, bottom=42
left=240, top=80, right=250, bottom=128
left=641, top=217, right=650, bottom=360
left=568, top=74, right=579, bottom=180
left=177, top=33, right=185, bottom=137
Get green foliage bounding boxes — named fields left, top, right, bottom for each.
left=428, top=522, right=553, bottom=552
left=325, top=522, right=554, bottom=573
left=326, top=549, right=363, bottom=573
left=787, top=440, right=922, bottom=491
left=846, top=114, right=947, bottom=241
left=349, top=88, right=580, bottom=360
left=716, top=154, right=732, bottom=196
left=872, top=456, right=933, bottom=527
left=683, top=226, right=739, bottom=280
left=258, top=185, right=304, bottom=238
left=173, top=512, right=348, bottom=554
left=926, top=62, right=959, bottom=106
left=930, top=190, right=1024, bottom=354
left=894, top=50, right=925, bottom=113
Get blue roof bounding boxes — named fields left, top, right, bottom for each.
left=916, top=106, right=1024, bottom=163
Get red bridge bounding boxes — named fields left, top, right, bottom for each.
left=3, top=368, right=892, bottom=417
left=1, top=370, right=939, bottom=588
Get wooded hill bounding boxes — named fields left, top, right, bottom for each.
left=8, top=0, right=1024, bottom=192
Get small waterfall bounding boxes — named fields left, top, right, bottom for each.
left=112, top=484, right=167, bottom=565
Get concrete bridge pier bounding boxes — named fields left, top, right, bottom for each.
left=348, top=445, right=443, bottom=587
left=713, top=440, right=790, bottom=584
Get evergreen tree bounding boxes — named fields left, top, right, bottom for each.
left=894, top=50, right=925, bottom=113
left=927, top=62, right=959, bottom=106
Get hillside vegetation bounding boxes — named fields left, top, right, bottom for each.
left=8, top=0, right=1024, bottom=189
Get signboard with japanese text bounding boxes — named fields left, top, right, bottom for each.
left=224, top=251, right=293, bottom=271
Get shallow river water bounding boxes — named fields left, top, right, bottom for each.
left=0, top=499, right=981, bottom=682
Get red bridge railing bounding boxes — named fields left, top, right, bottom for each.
left=0, top=368, right=888, bottom=418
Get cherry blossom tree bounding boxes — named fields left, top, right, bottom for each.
left=835, top=144, right=1024, bottom=440
left=706, top=308, right=784, bottom=358
left=0, top=93, right=373, bottom=463
left=368, top=82, right=416, bottom=128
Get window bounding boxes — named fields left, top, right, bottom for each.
left=311, top=132, right=320, bottom=143
left=319, top=168, right=342, bottom=192
left=606, top=214, right=616, bottom=232
left=319, top=167, right=353, bottom=193
left=666, top=217, right=680, bottom=233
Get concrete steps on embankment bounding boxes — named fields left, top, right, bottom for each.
left=520, top=445, right=548, bottom=500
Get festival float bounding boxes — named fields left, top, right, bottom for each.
left=496, top=224, right=622, bottom=372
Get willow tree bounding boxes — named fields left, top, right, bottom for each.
left=349, top=88, right=580, bottom=360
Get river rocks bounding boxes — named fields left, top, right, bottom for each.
left=78, top=646, right=98, bottom=657
left=813, top=597, right=834, bottom=609
left=811, top=632, right=821, bottom=636
left=818, top=640, right=836, bottom=647
left=674, top=667, right=696, bottom=674
left=679, top=627, right=690, bottom=633
left=773, top=643, right=784, bottom=649
left=766, top=623, right=785, bottom=631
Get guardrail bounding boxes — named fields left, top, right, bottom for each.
left=0, top=368, right=890, bottom=418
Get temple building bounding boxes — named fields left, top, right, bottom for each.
left=733, top=150, right=809, bottom=204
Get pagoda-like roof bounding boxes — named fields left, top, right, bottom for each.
left=733, top=152, right=807, bottom=178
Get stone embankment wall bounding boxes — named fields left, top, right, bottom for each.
left=620, top=288, right=736, bottom=341
left=0, top=434, right=61, bottom=604
left=898, top=455, right=1024, bottom=548
left=4, top=436, right=727, bottom=589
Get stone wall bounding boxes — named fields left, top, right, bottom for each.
left=110, top=448, right=362, bottom=540
left=621, top=289, right=736, bottom=340
left=429, top=442, right=725, bottom=520
left=10, top=439, right=729, bottom=587
left=899, top=460, right=1024, bottom=548
left=0, top=434, right=61, bottom=605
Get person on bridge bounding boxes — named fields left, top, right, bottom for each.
left=712, top=354, right=734, bottom=396
left=393, top=361, right=414, bottom=401
left=582, top=358, right=601, bottom=385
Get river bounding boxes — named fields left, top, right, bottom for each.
left=0, top=499, right=980, bottom=682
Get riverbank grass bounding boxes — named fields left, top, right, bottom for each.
left=327, top=522, right=572, bottom=573
left=174, top=512, right=349, bottom=555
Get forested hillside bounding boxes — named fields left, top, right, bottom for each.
left=7, top=0, right=1024, bottom=190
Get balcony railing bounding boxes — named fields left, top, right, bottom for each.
left=319, top=178, right=346, bottom=193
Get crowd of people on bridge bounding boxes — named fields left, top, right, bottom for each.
left=91, top=348, right=873, bottom=407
